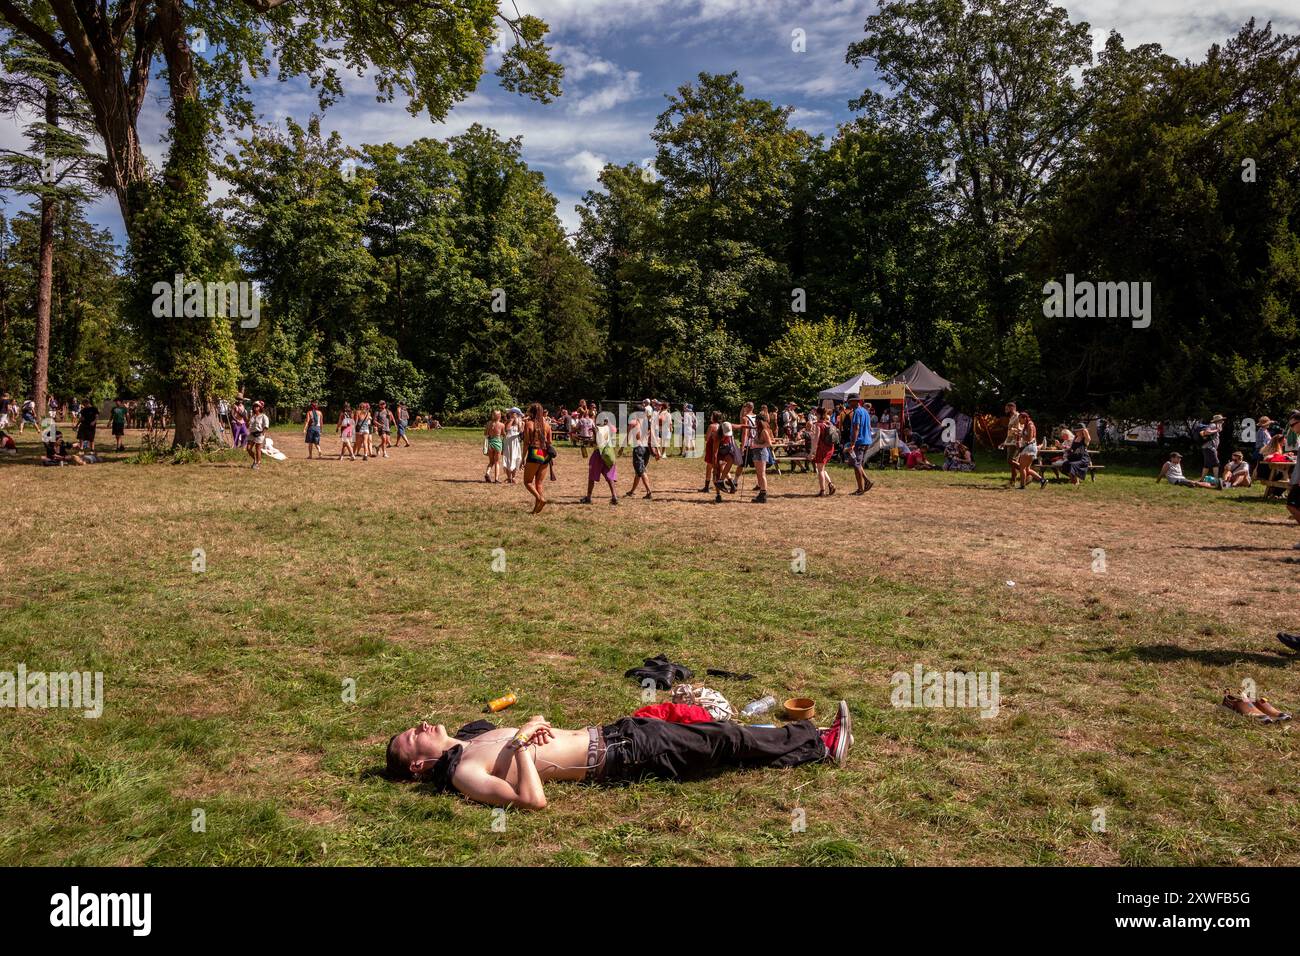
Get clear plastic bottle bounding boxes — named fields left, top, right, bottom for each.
left=740, top=696, right=776, bottom=718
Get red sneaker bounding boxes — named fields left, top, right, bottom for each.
left=819, top=700, right=853, bottom=767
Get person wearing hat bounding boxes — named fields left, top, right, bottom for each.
left=246, top=400, right=270, bottom=469
left=1157, top=450, right=1217, bottom=489
left=1252, top=415, right=1274, bottom=479
left=779, top=402, right=796, bottom=441
left=1195, top=413, right=1226, bottom=479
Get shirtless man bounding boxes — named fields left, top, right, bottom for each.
left=385, top=702, right=854, bottom=809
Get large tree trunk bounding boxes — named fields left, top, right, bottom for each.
left=32, top=88, right=57, bottom=418
left=149, top=0, right=234, bottom=448
left=32, top=194, right=54, bottom=417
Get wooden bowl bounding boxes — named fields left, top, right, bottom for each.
left=783, top=697, right=815, bottom=720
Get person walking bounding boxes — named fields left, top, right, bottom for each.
left=1016, top=412, right=1042, bottom=489
left=751, top=408, right=774, bottom=503
left=109, top=399, right=128, bottom=451
left=230, top=399, right=248, bottom=448
left=1001, top=401, right=1022, bottom=486
left=353, top=403, right=374, bottom=463
left=395, top=403, right=411, bottom=448
left=483, top=410, right=504, bottom=482
left=374, top=401, right=394, bottom=458
left=700, top=410, right=721, bottom=492
left=627, top=405, right=654, bottom=500
left=682, top=403, right=697, bottom=458
left=502, top=408, right=523, bottom=483
left=304, top=401, right=325, bottom=459
left=522, top=402, right=553, bottom=514
left=848, top=396, right=874, bottom=494
left=813, top=406, right=837, bottom=496
left=337, top=403, right=357, bottom=461
left=246, top=400, right=270, bottom=469
left=581, top=417, right=619, bottom=505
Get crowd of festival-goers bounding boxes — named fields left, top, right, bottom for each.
left=3, top=389, right=1296, bottom=541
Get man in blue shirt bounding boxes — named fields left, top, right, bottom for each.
left=848, top=396, right=875, bottom=494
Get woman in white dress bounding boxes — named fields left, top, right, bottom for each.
left=502, top=407, right=524, bottom=483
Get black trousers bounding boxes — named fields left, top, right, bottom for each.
left=598, top=717, right=826, bottom=783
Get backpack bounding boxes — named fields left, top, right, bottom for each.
left=825, top=422, right=841, bottom=446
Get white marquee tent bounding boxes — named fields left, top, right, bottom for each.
left=817, top=370, right=883, bottom=403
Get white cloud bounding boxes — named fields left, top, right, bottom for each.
left=571, top=70, right=643, bottom=114
left=1065, top=1, right=1300, bottom=60
left=563, top=149, right=610, bottom=188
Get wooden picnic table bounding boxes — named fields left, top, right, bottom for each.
left=1260, top=459, right=1295, bottom=497
left=768, top=438, right=812, bottom=473
left=1035, top=447, right=1104, bottom=481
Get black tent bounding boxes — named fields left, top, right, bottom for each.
left=886, top=362, right=970, bottom=449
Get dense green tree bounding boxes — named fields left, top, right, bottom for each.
left=653, top=72, right=813, bottom=351
left=0, top=31, right=103, bottom=414
left=0, top=0, right=562, bottom=444
left=0, top=205, right=131, bottom=403
left=749, top=317, right=877, bottom=407
left=1035, top=20, right=1300, bottom=421
left=220, top=117, right=384, bottom=408
left=797, top=120, right=969, bottom=375
left=848, top=0, right=1095, bottom=402
left=576, top=162, right=670, bottom=400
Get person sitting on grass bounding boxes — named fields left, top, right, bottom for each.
left=901, top=429, right=934, bottom=470
left=41, top=431, right=84, bottom=466
left=1157, top=451, right=1217, bottom=488
left=1222, top=450, right=1252, bottom=488
left=0, top=429, right=15, bottom=455
left=384, top=701, right=853, bottom=810
left=943, top=441, right=974, bottom=472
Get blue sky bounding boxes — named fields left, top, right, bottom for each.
left=5, top=0, right=1299, bottom=247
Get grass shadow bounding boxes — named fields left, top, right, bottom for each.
left=1087, top=643, right=1296, bottom=669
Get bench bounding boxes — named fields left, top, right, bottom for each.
left=1038, top=461, right=1104, bottom=482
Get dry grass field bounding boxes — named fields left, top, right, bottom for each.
left=1, top=425, right=1297, bottom=865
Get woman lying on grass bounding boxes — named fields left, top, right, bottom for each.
left=385, top=703, right=853, bottom=809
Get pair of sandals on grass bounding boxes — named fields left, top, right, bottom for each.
left=1220, top=631, right=1299, bottom=724
left=1222, top=693, right=1292, bottom=724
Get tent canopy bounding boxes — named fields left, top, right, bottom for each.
left=885, top=361, right=952, bottom=397
left=818, top=369, right=883, bottom=403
